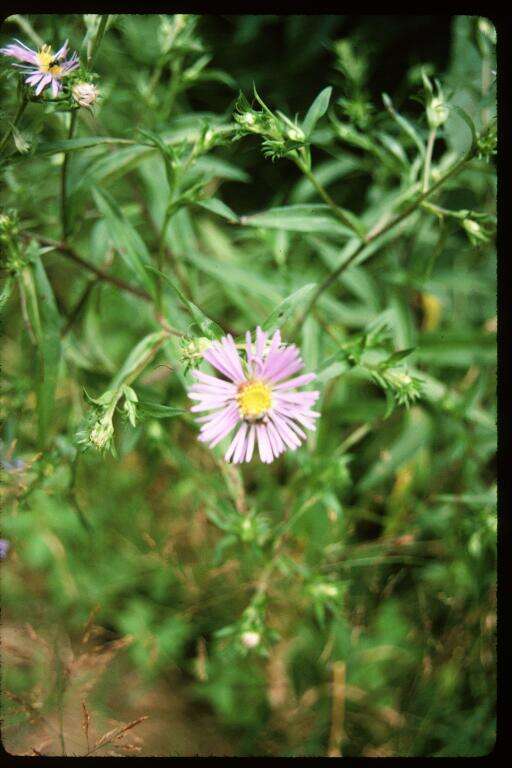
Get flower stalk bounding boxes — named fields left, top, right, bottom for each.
left=60, top=109, right=77, bottom=239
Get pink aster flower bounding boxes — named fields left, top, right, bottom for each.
left=188, top=327, right=320, bottom=464
left=0, top=39, right=79, bottom=97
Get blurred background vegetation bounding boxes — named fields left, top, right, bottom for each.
left=1, top=14, right=496, bottom=757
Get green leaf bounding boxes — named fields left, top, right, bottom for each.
left=110, top=331, right=168, bottom=391
left=138, top=401, right=187, bottom=419
left=196, top=198, right=240, bottom=223
left=359, top=407, right=432, bottom=492
left=193, top=156, right=250, bottom=183
left=137, top=128, right=176, bottom=187
left=147, top=265, right=225, bottom=340
left=262, top=284, right=316, bottom=332
left=384, top=348, right=416, bottom=366
left=291, top=157, right=359, bottom=203
left=31, top=254, right=62, bottom=448
left=240, top=204, right=353, bottom=238
left=92, top=188, right=156, bottom=296
left=303, top=87, right=333, bottom=136
left=451, top=105, right=478, bottom=152
left=70, top=145, right=149, bottom=193
left=31, top=136, right=139, bottom=157
left=382, top=93, right=426, bottom=158
left=376, top=131, right=409, bottom=167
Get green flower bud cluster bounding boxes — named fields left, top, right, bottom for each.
left=0, top=210, right=29, bottom=272
left=0, top=209, right=20, bottom=243
left=206, top=505, right=271, bottom=556
left=178, top=336, right=212, bottom=372
left=234, top=90, right=306, bottom=161
left=306, top=577, right=346, bottom=625
left=461, top=215, right=495, bottom=246
left=215, top=594, right=279, bottom=657
left=372, top=367, right=423, bottom=409
left=476, top=122, right=497, bottom=162
left=76, top=384, right=138, bottom=455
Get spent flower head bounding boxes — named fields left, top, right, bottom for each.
left=187, top=326, right=320, bottom=464
left=72, top=81, right=99, bottom=108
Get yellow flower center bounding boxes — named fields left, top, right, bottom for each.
left=236, top=380, right=272, bottom=420
left=36, top=45, right=62, bottom=75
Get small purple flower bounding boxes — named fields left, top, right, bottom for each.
left=0, top=39, right=79, bottom=97
left=188, top=326, right=320, bottom=464
left=0, top=539, right=10, bottom=560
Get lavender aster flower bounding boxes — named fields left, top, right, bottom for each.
left=188, top=327, right=320, bottom=464
left=0, top=39, right=79, bottom=97
left=0, top=539, right=10, bottom=560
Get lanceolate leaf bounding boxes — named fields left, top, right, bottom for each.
left=29, top=253, right=62, bottom=448
left=138, top=401, right=188, bottom=419
left=195, top=198, right=240, bottom=223
left=240, top=204, right=353, bottom=238
left=110, top=331, right=169, bottom=391
left=92, top=188, right=156, bottom=296
left=147, top=265, right=225, bottom=340
left=303, top=87, right=333, bottom=137
left=262, top=284, right=317, bottom=332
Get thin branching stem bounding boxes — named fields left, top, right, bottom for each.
left=293, top=155, right=363, bottom=238
left=60, top=110, right=77, bottom=239
left=292, top=147, right=475, bottom=334
left=29, top=233, right=150, bottom=300
left=87, top=14, right=109, bottom=68
left=422, top=127, right=437, bottom=192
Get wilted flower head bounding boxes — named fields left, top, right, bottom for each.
left=72, top=81, right=98, bottom=107
left=188, top=326, right=320, bottom=464
left=0, top=39, right=79, bottom=97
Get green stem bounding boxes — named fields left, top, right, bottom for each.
left=9, top=14, right=44, bottom=47
left=253, top=495, right=319, bottom=601
left=163, top=58, right=183, bottom=119
left=87, top=14, right=109, bottom=67
left=294, top=156, right=364, bottom=239
left=0, top=95, right=28, bottom=155
left=156, top=209, right=173, bottom=313
left=422, top=128, right=437, bottom=193
left=292, top=147, right=475, bottom=334
left=61, top=110, right=78, bottom=239
left=148, top=59, right=164, bottom=95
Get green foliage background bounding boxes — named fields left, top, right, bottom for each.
left=1, top=14, right=496, bottom=757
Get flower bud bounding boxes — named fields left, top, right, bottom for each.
left=287, top=127, right=304, bottom=142
left=241, top=631, right=261, bottom=649
left=462, top=219, right=481, bottom=236
left=427, top=95, right=449, bottom=129
left=311, top=582, right=339, bottom=599
left=72, top=82, right=99, bottom=108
